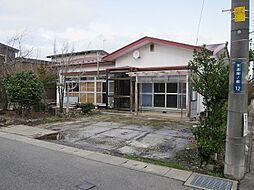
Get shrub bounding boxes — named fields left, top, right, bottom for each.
left=189, top=47, right=229, bottom=165
left=80, top=103, right=94, bottom=113
left=4, top=71, right=43, bottom=116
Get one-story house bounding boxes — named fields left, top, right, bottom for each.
left=47, top=36, right=227, bottom=117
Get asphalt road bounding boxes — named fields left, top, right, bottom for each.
left=0, top=137, right=196, bottom=190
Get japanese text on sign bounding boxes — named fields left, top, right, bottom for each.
left=234, top=61, right=242, bottom=93
left=234, top=6, right=246, bottom=22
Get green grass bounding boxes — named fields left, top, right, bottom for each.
left=124, top=155, right=190, bottom=171
left=43, top=116, right=74, bottom=124
left=123, top=154, right=224, bottom=178
left=87, top=113, right=191, bottom=128
left=207, top=171, right=223, bottom=178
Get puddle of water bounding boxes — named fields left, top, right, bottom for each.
left=36, top=133, right=61, bottom=140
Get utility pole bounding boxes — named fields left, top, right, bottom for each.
left=224, top=0, right=249, bottom=180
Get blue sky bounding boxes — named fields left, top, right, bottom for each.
left=0, top=0, right=253, bottom=59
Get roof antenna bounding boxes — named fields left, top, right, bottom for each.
left=195, top=0, right=205, bottom=45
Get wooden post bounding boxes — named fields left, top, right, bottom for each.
left=106, top=71, right=109, bottom=109
left=187, top=73, right=191, bottom=118
left=130, top=77, right=133, bottom=113
left=135, top=74, right=138, bottom=115
left=180, top=81, right=183, bottom=118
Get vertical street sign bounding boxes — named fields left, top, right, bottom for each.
left=234, top=61, right=242, bottom=93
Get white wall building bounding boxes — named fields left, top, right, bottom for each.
left=47, top=37, right=227, bottom=118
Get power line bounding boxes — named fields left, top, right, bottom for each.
left=195, top=0, right=205, bottom=45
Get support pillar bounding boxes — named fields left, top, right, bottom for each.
left=135, top=75, right=138, bottom=115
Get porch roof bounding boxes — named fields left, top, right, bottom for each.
left=106, top=65, right=189, bottom=73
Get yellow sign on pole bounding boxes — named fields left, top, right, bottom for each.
left=234, top=6, right=246, bottom=22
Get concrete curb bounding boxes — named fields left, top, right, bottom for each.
left=184, top=173, right=238, bottom=190
left=0, top=131, right=238, bottom=190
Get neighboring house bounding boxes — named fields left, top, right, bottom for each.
left=48, top=37, right=227, bottom=117
left=46, top=50, right=115, bottom=106
left=0, top=42, right=56, bottom=107
left=0, top=43, right=19, bottom=109
left=0, top=43, right=19, bottom=75
left=0, top=42, right=18, bottom=62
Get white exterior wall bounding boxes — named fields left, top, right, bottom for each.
left=65, top=64, right=114, bottom=73
left=115, top=44, right=194, bottom=68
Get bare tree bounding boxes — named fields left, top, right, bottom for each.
left=51, top=40, right=79, bottom=114
left=50, top=40, right=104, bottom=115
left=0, top=31, right=33, bottom=110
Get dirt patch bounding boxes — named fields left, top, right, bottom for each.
left=0, top=110, right=76, bottom=127
left=171, top=147, right=224, bottom=177
left=39, top=114, right=195, bottom=161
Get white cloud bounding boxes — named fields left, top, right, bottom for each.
left=0, top=0, right=233, bottom=59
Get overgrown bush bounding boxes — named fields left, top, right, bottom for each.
left=32, top=101, right=46, bottom=112
left=80, top=103, right=94, bottom=113
left=4, top=71, right=43, bottom=116
left=189, top=47, right=229, bottom=165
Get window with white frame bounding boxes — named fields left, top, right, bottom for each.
left=78, top=76, right=106, bottom=105
left=140, top=76, right=187, bottom=109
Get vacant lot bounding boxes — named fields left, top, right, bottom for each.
left=38, top=113, right=195, bottom=161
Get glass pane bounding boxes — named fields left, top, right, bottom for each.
left=179, top=83, right=186, bottom=94
left=108, top=97, right=114, bottom=108
left=141, top=94, right=152, bottom=107
left=96, top=82, right=102, bottom=92
left=154, top=94, right=165, bottom=107
left=109, top=82, right=114, bottom=93
left=80, top=93, right=86, bottom=103
left=102, top=82, right=106, bottom=93
left=87, top=93, right=94, bottom=103
left=80, top=82, right=86, bottom=92
left=96, top=94, right=102, bottom=103
left=154, top=83, right=165, bottom=93
left=119, top=80, right=130, bottom=95
left=102, top=93, right=107, bottom=103
left=119, top=97, right=130, bottom=108
left=178, top=95, right=186, bottom=109
left=167, top=83, right=177, bottom=93
left=167, top=95, right=177, bottom=108
left=72, top=83, right=79, bottom=92
left=142, top=83, right=152, bottom=93
left=87, top=82, right=94, bottom=92
left=86, top=77, right=94, bottom=80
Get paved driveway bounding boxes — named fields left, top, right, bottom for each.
left=40, top=117, right=194, bottom=160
